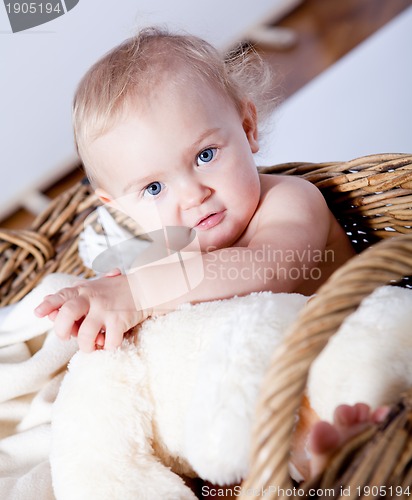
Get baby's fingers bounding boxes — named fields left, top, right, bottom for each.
left=77, top=315, right=104, bottom=353
left=102, top=318, right=127, bottom=351
left=48, top=310, right=59, bottom=321
left=53, top=296, right=89, bottom=341
left=95, top=332, right=105, bottom=349
left=104, top=268, right=122, bottom=278
left=34, top=287, right=80, bottom=318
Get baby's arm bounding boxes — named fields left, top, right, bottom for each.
left=35, top=177, right=331, bottom=352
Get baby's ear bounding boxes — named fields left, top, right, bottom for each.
left=242, top=101, right=259, bottom=153
left=95, top=188, right=113, bottom=205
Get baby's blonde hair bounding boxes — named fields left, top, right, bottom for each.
left=73, top=27, right=277, bottom=184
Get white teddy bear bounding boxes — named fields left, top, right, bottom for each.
left=50, top=289, right=307, bottom=500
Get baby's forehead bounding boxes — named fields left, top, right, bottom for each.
left=85, top=78, right=239, bottom=184
left=123, top=73, right=236, bottom=122
left=82, top=62, right=240, bottom=165
left=144, top=62, right=231, bottom=100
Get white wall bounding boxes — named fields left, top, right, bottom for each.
left=255, top=6, right=412, bottom=165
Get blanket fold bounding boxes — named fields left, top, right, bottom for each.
left=0, top=275, right=79, bottom=499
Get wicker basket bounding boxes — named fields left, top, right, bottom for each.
left=1, top=153, right=412, bottom=497
left=243, top=235, right=412, bottom=498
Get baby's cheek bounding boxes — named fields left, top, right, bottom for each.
left=130, top=208, right=165, bottom=233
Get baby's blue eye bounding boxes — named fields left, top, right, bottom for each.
left=197, top=148, right=216, bottom=165
left=145, top=182, right=163, bottom=197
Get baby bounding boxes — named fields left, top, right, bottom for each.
left=34, top=28, right=381, bottom=483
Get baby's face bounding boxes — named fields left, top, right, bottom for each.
left=88, top=81, right=261, bottom=252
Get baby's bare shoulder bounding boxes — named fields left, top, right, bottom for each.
left=244, top=173, right=331, bottom=258
left=258, top=173, right=326, bottom=216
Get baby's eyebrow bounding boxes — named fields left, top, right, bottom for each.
left=191, top=127, right=220, bottom=150
left=122, top=174, right=156, bottom=195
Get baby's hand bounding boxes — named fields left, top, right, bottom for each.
left=34, top=272, right=148, bottom=352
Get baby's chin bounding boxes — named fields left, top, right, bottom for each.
left=136, top=225, right=236, bottom=254
left=135, top=225, right=195, bottom=246
left=196, top=227, right=248, bottom=253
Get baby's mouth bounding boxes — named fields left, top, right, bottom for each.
left=195, top=211, right=225, bottom=231
left=196, top=213, right=216, bottom=225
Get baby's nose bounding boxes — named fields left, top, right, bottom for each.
left=179, top=182, right=212, bottom=210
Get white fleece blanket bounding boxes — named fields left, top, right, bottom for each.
left=0, top=274, right=79, bottom=500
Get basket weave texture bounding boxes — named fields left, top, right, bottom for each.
left=243, top=235, right=412, bottom=498
left=1, top=153, right=412, bottom=497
